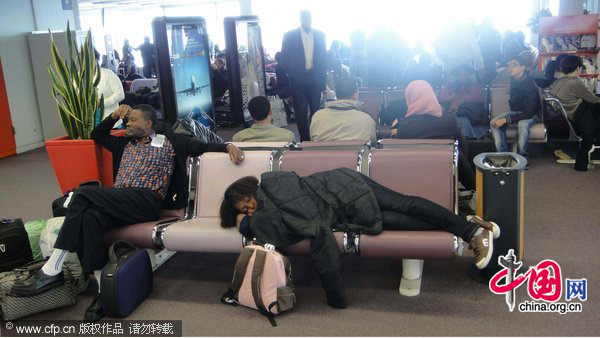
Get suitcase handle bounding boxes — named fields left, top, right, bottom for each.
left=108, top=240, right=138, bottom=263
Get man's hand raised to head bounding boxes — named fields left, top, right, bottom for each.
left=111, top=105, right=133, bottom=120
left=226, top=144, right=245, bottom=165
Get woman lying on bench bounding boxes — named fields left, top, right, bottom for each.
left=219, top=168, right=500, bottom=309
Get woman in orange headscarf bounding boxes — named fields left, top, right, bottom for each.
left=392, top=80, right=475, bottom=191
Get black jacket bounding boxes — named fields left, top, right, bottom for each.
left=248, top=168, right=383, bottom=307
left=393, top=113, right=460, bottom=139
left=281, top=28, right=327, bottom=91
left=508, top=75, right=541, bottom=123
left=91, top=116, right=228, bottom=209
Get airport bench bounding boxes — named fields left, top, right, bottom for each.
left=161, top=140, right=459, bottom=296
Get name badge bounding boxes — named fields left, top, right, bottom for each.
left=151, top=134, right=165, bottom=148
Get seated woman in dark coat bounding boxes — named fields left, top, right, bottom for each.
left=392, top=80, right=476, bottom=192
left=219, top=168, right=499, bottom=309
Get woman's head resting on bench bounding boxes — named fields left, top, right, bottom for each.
left=220, top=176, right=259, bottom=229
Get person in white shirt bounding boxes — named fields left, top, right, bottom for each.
left=310, top=77, right=376, bottom=145
left=281, top=10, right=327, bottom=141
left=95, top=51, right=125, bottom=120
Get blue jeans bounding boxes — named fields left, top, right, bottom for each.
left=491, top=111, right=539, bottom=158
left=457, top=116, right=490, bottom=139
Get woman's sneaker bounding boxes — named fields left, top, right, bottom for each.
left=469, top=228, right=494, bottom=269
left=467, top=215, right=500, bottom=239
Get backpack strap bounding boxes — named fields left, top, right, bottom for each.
left=221, top=247, right=254, bottom=306
left=251, top=250, right=277, bottom=327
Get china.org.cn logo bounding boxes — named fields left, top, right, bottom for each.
left=489, top=250, right=587, bottom=314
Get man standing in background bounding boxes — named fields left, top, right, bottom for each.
left=134, top=37, right=156, bottom=78
left=281, top=10, right=327, bottom=141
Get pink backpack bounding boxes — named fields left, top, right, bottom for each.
left=221, top=243, right=295, bottom=326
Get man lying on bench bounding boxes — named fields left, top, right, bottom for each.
left=219, top=168, right=500, bottom=309
left=11, top=104, right=245, bottom=321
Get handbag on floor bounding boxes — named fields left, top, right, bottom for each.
left=221, top=243, right=295, bottom=327
left=0, top=219, right=34, bottom=273
left=0, top=260, right=78, bottom=321
left=101, top=241, right=153, bottom=318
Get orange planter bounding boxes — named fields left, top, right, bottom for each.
left=45, top=130, right=125, bottom=193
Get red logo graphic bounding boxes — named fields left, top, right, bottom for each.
left=489, top=250, right=562, bottom=311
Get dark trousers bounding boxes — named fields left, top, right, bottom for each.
left=573, top=101, right=600, bottom=169
left=458, top=152, right=476, bottom=190
left=361, top=175, right=478, bottom=242
left=292, top=78, right=322, bottom=141
left=54, top=186, right=162, bottom=273
left=143, top=58, right=156, bottom=78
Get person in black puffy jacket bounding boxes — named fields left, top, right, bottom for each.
left=219, top=168, right=499, bottom=308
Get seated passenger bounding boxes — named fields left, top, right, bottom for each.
left=392, top=80, right=476, bottom=192
left=220, top=169, right=499, bottom=309
left=439, top=65, right=488, bottom=139
left=232, top=96, right=296, bottom=143
left=211, top=58, right=228, bottom=100
left=549, top=55, right=600, bottom=171
left=125, top=64, right=144, bottom=81
left=11, top=104, right=245, bottom=321
left=490, top=54, right=541, bottom=160
left=310, top=77, right=376, bottom=144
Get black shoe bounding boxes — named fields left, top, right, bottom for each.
left=574, top=164, right=588, bottom=172
left=10, top=270, right=64, bottom=297
left=84, top=295, right=105, bottom=322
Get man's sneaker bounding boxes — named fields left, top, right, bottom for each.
left=467, top=215, right=500, bottom=239
left=470, top=228, right=494, bottom=269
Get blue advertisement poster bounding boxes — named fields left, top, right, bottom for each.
left=167, top=23, right=214, bottom=129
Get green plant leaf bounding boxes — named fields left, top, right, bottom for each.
left=48, top=24, right=101, bottom=139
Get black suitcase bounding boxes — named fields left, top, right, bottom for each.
left=0, top=219, right=34, bottom=272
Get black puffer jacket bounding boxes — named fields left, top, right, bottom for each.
left=248, top=168, right=383, bottom=308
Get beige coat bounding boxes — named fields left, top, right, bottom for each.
left=310, top=100, right=376, bottom=144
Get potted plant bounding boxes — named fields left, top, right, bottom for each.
left=44, top=23, right=114, bottom=193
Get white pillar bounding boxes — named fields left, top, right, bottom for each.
left=559, top=0, right=584, bottom=15
left=240, top=0, right=252, bottom=15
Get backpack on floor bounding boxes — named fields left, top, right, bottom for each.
left=221, top=243, right=295, bottom=327
left=0, top=219, right=34, bottom=273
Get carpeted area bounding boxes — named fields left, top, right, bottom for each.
left=1, top=129, right=599, bottom=336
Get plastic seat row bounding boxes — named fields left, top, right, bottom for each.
left=361, top=85, right=548, bottom=147
left=543, top=91, right=599, bottom=167
left=155, top=140, right=459, bottom=295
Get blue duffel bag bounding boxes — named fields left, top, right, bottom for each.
left=101, top=240, right=153, bottom=318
